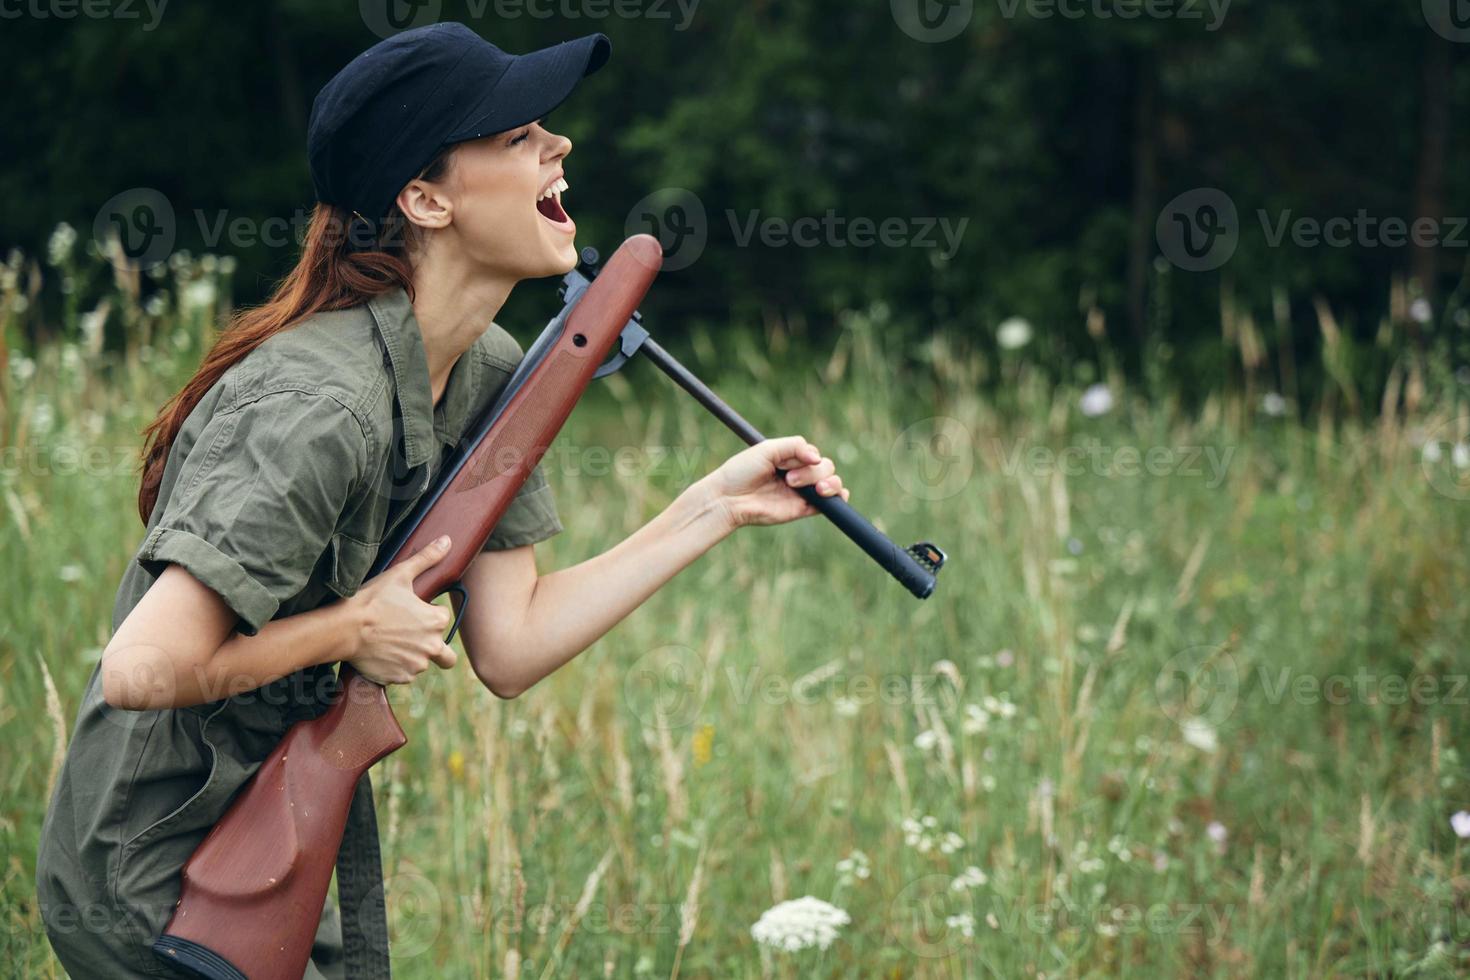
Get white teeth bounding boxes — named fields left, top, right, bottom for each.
left=539, top=177, right=569, bottom=201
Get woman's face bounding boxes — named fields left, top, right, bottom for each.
left=408, top=120, right=579, bottom=281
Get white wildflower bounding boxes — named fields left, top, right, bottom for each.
left=1453, top=443, right=1470, bottom=471
left=60, top=344, right=81, bottom=372
left=219, top=255, right=238, bottom=275
left=835, top=850, right=871, bottom=886
left=1451, top=811, right=1470, bottom=839
left=144, top=295, right=167, bottom=317
left=961, top=703, right=990, bottom=735
left=30, top=402, right=55, bottom=435
left=982, top=695, right=1017, bottom=720
left=1181, top=717, right=1219, bottom=753
left=914, top=729, right=938, bottom=752
left=182, top=279, right=217, bottom=312
left=750, top=896, right=850, bottom=952
left=997, top=317, right=1033, bottom=351
left=47, top=222, right=78, bottom=266
left=939, top=831, right=965, bottom=855
left=9, top=354, right=36, bottom=384
left=58, top=564, right=84, bottom=583
left=1261, top=392, right=1287, bottom=417
left=949, top=866, right=988, bottom=891
left=1206, top=821, right=1228, bottom=845
left=944, top=912, right=976, bottom=938
left=1079, top=383, right=1114, bottom=418
left=1410, top=298, right=1433, bottom=325
left=995, top=649, right=1015, bottom=668
left=833, top=696, right=860, bottom=718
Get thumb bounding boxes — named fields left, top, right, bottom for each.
left=400, top=534, right=452, bottom=576
left=428, top=643, right=458, bottom=670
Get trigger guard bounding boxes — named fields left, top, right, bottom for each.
left=443, top=581, right=469, bottom=645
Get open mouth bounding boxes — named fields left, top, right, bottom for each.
left=537, top=176, right=573, bottom=229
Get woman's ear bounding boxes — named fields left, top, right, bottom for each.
left=397, top=179, right=453, bottom=231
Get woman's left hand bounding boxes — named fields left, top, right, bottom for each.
left=704, top=435, right=849, bottom=530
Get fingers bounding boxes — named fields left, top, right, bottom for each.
left=762, top=435, right=821, bottom=469
left=428, top=643, right=458, bottom=670
left=399, top=534, right=452, bottom=577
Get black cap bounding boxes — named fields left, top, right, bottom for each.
left=308, top=23, right=610, bottom=225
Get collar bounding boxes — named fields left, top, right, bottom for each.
left=367, top=287, right=481, bottom=469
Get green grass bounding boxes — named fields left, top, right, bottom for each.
left=3, top=244, right=1470, bottom=978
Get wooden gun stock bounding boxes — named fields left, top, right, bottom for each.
left=153, top=236, right=663, bottom=980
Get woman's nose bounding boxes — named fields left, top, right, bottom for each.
left=545, top=130, right=572, bottom=160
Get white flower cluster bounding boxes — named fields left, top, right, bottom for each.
left=1181, top=717, right=1218, bottom=753
left=961, top=694, right=1018, bottom=735
left=749, top=896, right=851, bottom=952
left=997, top=317, right=1032, bottom=351
left=835, top=850, right=871, bottom=886
left=47, top=223, right=78, bottom=267
left=949, top=865, right=988, bottom=892
left=903, top=813, right=964, bottom=855
left=944, top=912, right=976, bottom=938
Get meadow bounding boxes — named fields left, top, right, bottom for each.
left=2, top=235, right=1469, bottom=978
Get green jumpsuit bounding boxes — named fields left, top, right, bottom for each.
left=36, top=287, right=564, bottom=977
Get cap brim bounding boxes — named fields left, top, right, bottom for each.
left=444, top=33, right=610, bottom=143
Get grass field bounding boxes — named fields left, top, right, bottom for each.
left=3, top=244, right=1470, bottom=977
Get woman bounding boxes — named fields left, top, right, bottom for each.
left=37, top=22, right=848, bottom=980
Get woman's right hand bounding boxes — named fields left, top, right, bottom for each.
left=345, top=535, right=459, bottom=685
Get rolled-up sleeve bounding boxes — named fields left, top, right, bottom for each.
left=482, top=459, right=563, bottom=551
left=137, top=389, right=369, bottom=635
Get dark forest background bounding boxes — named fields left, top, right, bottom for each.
left=3, top=0, right=1468, bottom=407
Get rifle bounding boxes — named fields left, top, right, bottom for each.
left=153, top=235, right=946, bottom=979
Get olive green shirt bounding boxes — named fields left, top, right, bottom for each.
left=37, top=287, right=562, bottom=977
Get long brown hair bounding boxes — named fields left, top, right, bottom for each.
left=136, top=148, right=457, bottom=525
